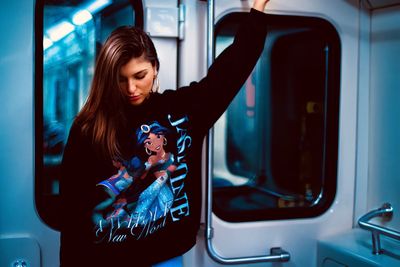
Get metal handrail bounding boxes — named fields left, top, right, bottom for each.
left=358, top=203, right=400, bottom=255
left=204, top=0, right=290, bottom=264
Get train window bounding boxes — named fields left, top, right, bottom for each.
left=212, top=13, right=341, bottom=222
left=35, top=0, right=143, bottom=229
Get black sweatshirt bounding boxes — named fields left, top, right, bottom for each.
left=60, top=8, right=268, bottom=267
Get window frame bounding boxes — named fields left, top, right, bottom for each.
left=34, top=0, right=144, bottom=230
left=211, top=12, right=341, bottom=222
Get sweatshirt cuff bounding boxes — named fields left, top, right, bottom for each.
left=250, top=8, right=267, bottom=19
left=249, top=8, right=268, bottom=31
left=247, top=8, right=268, bottom=38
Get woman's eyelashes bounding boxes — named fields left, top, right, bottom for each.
left=135, top=72, right=146, bottom=80
left=133, top=70, right=148, bottom=80
left=118, top=71, right=147, bottom=83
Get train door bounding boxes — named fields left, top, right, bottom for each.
left=179, top=1, right=360, bottom=267
left=1, top=0, right=181, bottom=267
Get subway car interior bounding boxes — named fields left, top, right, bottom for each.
left=0, top=0, right=400, bottom=266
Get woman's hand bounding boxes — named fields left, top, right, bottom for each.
left=252, top=0, right=270, bottom=12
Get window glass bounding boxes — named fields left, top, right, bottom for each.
left=37, top=0, right=138, bottom=229
left=43, top=0, right=134, bottom=195
left=212, top=13, right=340, bottom=222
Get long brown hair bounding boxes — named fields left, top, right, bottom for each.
left=75, top=26, right=159, bottom=159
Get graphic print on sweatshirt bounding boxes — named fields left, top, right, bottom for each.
left=92, top=114, right=192, bottom=243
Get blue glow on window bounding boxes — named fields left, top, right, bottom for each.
left=72, top=9, right=93, bottom=25
left=43, top=36, right=53, bottom=50
left=87, top=0, right=111, bottom=13
left=47, top=21, right=75, bottom=42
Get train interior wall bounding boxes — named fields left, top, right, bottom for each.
left=0, top=1, right=400, bottom=267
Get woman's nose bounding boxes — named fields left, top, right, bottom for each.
left=127, top=79, right=137, bottom=94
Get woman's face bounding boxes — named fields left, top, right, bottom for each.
left=119, top=55, right=157, bottom=106
left=144, top=133, right=165, bottom=153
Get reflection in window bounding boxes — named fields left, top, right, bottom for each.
left=42, top=0, right=134, bottom=196
left=212, top=14, right=340, bottom=222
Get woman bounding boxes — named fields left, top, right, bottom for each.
left=60, top=0, right=270, bottom=266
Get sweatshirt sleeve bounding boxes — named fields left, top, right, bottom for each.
left=59, top=123, right=88, bottom=228
left=170, top=8, right=268, bottom=133
left=59, top=122, right=104, bottom=232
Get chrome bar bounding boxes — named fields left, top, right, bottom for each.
left=206, top=0, right=215, bottom=67
left=207, top=237, right=290, bottom=265
left=358, top=203, right=400, bottom=254
left=204, top=0, right=290, bottom=263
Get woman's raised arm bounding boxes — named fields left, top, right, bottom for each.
left=170, top=1, right=271, bottom=133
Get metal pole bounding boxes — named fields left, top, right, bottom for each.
left=204, top=1, right=290, bottom=263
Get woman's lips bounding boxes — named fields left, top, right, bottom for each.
left=129, top=95, right=141, bottom=102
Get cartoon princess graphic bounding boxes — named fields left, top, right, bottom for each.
left=93, top=121, right=177, bottom=227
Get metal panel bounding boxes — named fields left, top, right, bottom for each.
left=145, top=7, right=179, bottom=37
left=0, top=0, right=60, bottom=266
left=369, top=4, right=400, bottom=232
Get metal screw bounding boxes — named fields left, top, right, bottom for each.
left=13, top=260, right=27, bottom=267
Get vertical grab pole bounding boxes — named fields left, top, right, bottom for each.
left=204, top=1, right=290, bottom=264
left=206, top=0, right=215, bottom=68
left=205, top=0, right=215, bottom=250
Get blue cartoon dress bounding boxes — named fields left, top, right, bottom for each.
left=97, top=149, right=175, bottom=225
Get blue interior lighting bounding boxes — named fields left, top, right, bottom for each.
left=47, top=21, right=75, bottom=42
left=43, top=36, right=53, bottom=50
left=86, top=0, right=111, bottom=13
left=72, top=9, right=93, bottom=25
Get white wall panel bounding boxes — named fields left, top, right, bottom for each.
left=369, top=5, right=400, bottom=229
left=0, top=1, right=60, bottom=267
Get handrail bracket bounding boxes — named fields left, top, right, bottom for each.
left=358, top=203, right=399, bottom=255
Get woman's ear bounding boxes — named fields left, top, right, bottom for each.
left=153, top=65, right=158, bottom=77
